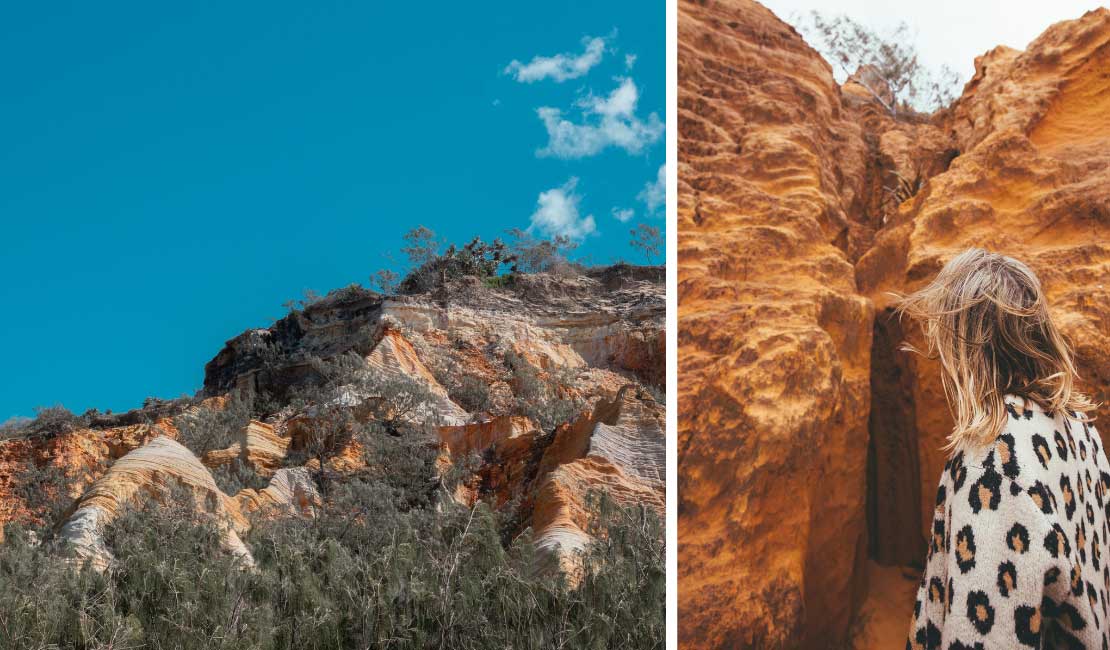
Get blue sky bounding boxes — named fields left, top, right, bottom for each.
left=0, top=1, right=664, bottom=420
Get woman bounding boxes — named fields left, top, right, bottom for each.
left=901, top=248, right=1105, bottom=649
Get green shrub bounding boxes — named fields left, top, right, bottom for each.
left=210, top=457, right=269, bottom=495
left=481, top=274, right=511, bottom=289
left=505, top=228, right=580, bottom=275
left=0, top=525, right=140, bottom=649
left=174, top=395, right=252, bottom=458
left=0, top=416, right=32, bottom=440
left=452, top=374, right=492, bottom=413
left=399, top=236, right=517, bottom=295
left=9, top=457, right=72, bottom=535
left=504, top=351, right=583, bottom=430
left=13, top=405, right=88, bottom=440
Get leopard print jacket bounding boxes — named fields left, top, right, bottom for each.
left=908, top=395, right=1110, bottom=650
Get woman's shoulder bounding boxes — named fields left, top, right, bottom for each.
left=954, top=394, right=1103, bottom=490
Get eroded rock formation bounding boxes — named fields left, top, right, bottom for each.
left=202, top=420, right=290, bottom=474
left=678, top=1, right=1110, bottom=648
left=530, top=386, right=665, bottom=564
left=57, top=436, right=257, bottom=570
left=1, top=265, right=665, bottom=579
left=678, top=1, right=873, bottom=647
left=0, top=417, right=179, bottom=536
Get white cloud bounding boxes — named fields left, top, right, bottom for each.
left=638, top=164, right=666, bottom=214
left=578, top=77, right=640, bottom=116
left=625, top=53, right=637, bottom=69
left=612, top=207, right=635, bottom=222
left=536, top=78, right=663, bottom=159
left=505, top=36, right=606, bottom=83
left=529, top=178, right=597, bottom=240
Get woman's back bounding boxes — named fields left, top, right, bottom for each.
left=909, top=395, right=1109, bottom=648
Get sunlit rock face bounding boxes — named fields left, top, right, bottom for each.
left=678, top=0, right=873, bottom=647
left=0, top=417, right=180, bottom=537
left=202, top=420, right=290, bottom=475
left=678, top=0, right=1109, bottom=648
left=360, top=273, right=667, bottom=569
left=529, top=387, right=665, bottom=567
left=1, top=265, right=664, bottom=578
left=364, top=326, right=470, bottom=426
left=233, top=467, right=320, bottom=517
left=56, top=436, right=256, bottom=570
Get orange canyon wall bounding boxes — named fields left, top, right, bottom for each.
left=678, top=1, right=1110, bottom=648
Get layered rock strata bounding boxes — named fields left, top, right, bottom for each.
left=57, top=436, right=256, bottom=570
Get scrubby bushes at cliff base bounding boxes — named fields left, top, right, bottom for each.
left=0, top=406, right=664, bottom=650
left=0, top=495, right=661, bottom=649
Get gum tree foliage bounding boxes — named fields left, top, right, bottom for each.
left=504, top=228, right=580, bottom=275
left=504, top=349, right=584, bottom=430
left=370, top=226, right=586, bottom=296
left=371, top=267, right=400, bottom=294
left=399, top=229, right=520, bottom=294
left=629, top=224, right=663, bottom=265
left=281, top=288, right=324, bottom=314
left=794, top=11, right=961, bottom=115
left=174, top=395, right=253, bottom=458
left=0, top=405, right=88, bottom=441
left=401, top=224, right=443, bottom=267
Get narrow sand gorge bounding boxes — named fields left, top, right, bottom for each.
left=677, top=1, right=1110, bottom=647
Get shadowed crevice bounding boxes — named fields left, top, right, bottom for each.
left=866, top=308, right=926, bottom=566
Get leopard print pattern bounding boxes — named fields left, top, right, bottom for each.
left=908, top=395, right=1110, bottom=649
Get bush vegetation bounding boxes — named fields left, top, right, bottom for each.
left=399, top=234, right=519, bottom=294
left=504, top=228, right=581, bottom=276
left=629, top=225, right=663, bottom=266
left=174, top=395, right=253, bottom=458
left=0, top=405, right=88, bottom=442
left=8, top=457, right=72, bottom=535
left=366, top=226, right=591, bottom=296
left=0, top=493, right=662, bottom=650
left=794, top=10, right=960, bottom=115
left=504, top=350, right=584, bottom=430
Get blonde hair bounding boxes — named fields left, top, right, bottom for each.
left=897, top=248, right=1095, bottom=451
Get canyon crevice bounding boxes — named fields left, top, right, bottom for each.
left=678, top=1, right=1110, bottom=648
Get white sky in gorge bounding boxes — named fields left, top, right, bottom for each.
left=762, top=0, right=1104, bottom=85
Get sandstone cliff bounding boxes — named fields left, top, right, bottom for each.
left=678, top=1, right=1110, bottom=648
left=1, top=265, right=665, bottom=580
left=678, top=1, right=873, bottom=646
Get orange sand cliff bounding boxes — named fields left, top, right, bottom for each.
left=678, top=1, right=1110, bottom=648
